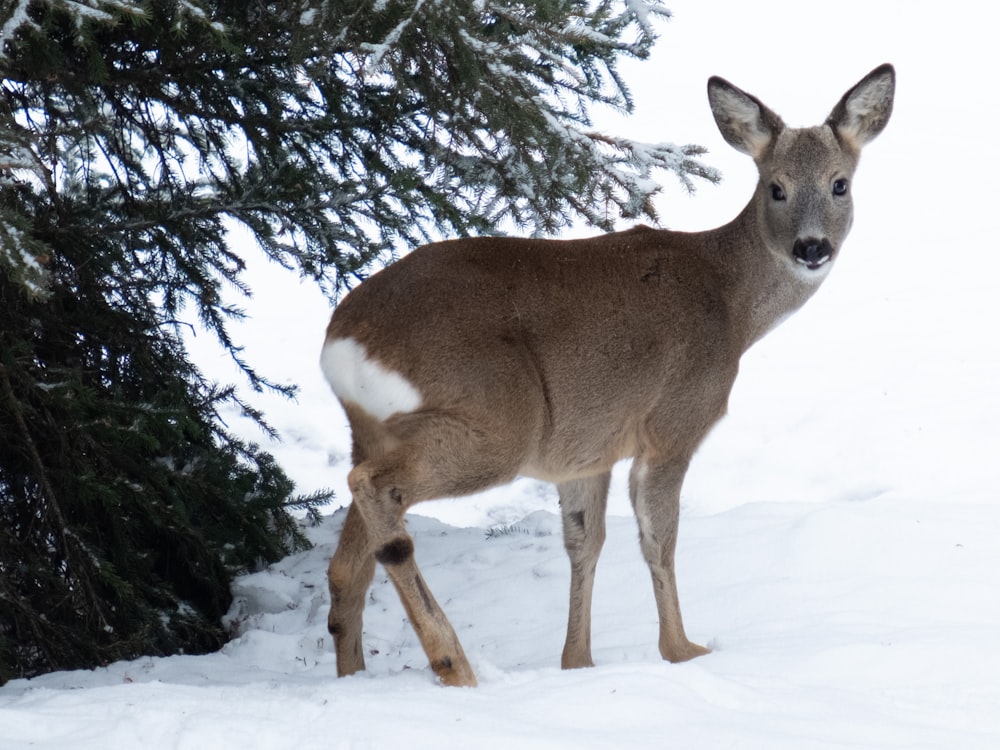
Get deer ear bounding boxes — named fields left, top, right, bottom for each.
left=827, top=63, right=895, bottom=149
left=708, top=76, right=784, bottom=160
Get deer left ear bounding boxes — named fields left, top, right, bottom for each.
left=828, top=63, right=895, bottom=149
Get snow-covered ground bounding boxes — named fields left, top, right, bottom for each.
left=3, top=1, right=999, bottom=748
left=3, top=501, right=999, bottom=749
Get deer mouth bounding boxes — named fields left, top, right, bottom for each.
left=796, top=255, right=832, bottom=271
left=792, top=238, right=834, bottom=270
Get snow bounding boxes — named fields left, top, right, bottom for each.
left=0, top=221, right=48, bottom=297
left=360, top=0, right=427, bottom=69
left=3, top=0, right=1000, bottom=748
left=4, top=503, right=999, bottom=748
left=0, top=0, right=32, bottom=52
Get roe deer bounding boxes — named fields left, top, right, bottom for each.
left=320, top=64, right=895, bottom=686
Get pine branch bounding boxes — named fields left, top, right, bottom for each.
left=0, top=357, right=111, bottom=633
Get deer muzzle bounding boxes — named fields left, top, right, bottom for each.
left=792, top=237, right=834, bottom=270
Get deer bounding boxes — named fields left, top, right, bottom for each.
left=319, top=64, right=895, bottom=687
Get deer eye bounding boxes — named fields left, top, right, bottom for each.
left=833, top=178, right=849, bottom=196
left=770, top=184, right=786, bottom=201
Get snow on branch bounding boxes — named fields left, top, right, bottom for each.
left=0, top=211, right=51, bottom=299
left=588, top=132, right=721, bottom=194
left=0, top=0, right=32, bottom=51
left=0, top=0, right=202, bottom=57
left=360, top=0, right=428, bottom=70
left=624, top=0, right=672, bottom=38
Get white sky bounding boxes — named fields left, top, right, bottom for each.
left=604, top=0, right=991, bottom=229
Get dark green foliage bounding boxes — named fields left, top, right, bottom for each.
left=0, top=268, right=311, bottom=683
left=0, top=0, right=331, bottom=683
left=0, top=0, right=715, bottom=683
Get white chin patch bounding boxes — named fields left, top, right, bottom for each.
left=791, top=256, right=833, bottom=280
left=796, top=255, right=831, bottom=270
left=321, top=337, right=423, bottom=420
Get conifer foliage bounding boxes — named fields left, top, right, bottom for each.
left=0, top=0, right=716, bottom=683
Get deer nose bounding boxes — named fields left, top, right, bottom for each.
left=792, top=238, right=833, bottom=270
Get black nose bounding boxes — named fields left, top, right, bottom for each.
left=792, top=238, right=834, bottom=270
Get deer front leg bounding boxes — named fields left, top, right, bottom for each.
left=629, top=457, right=710, bottom=663
left=558, top=473, right=610, bottom=670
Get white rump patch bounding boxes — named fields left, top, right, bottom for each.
left=320, top=337, right=422, bottom=420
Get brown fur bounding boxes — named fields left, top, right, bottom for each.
left=320, top=65, right=895, bottom=686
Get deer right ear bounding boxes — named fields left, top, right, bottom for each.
left=708, top=76, right=784, bottom=160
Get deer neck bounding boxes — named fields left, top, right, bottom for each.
left=718, top=188, right=828, bottom=350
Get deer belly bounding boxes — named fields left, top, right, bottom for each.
left=520, top=422, right=639, bottom=483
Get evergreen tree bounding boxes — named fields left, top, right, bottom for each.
left=0, top=0, right=717, bottom=683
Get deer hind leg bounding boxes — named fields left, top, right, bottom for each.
left=630, top=457, right=710, bottom=663
left=327, top=502, right=376, bottom=677
left=343, top=460, right=475, bottom=686
left=558, top=473, right=610, bottom=669
left=343, top=411, right=524, bottom=687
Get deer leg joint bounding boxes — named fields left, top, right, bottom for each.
left=375, top=537, right=414, bottom=566
left=435, top=656, right=453, bottom=671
